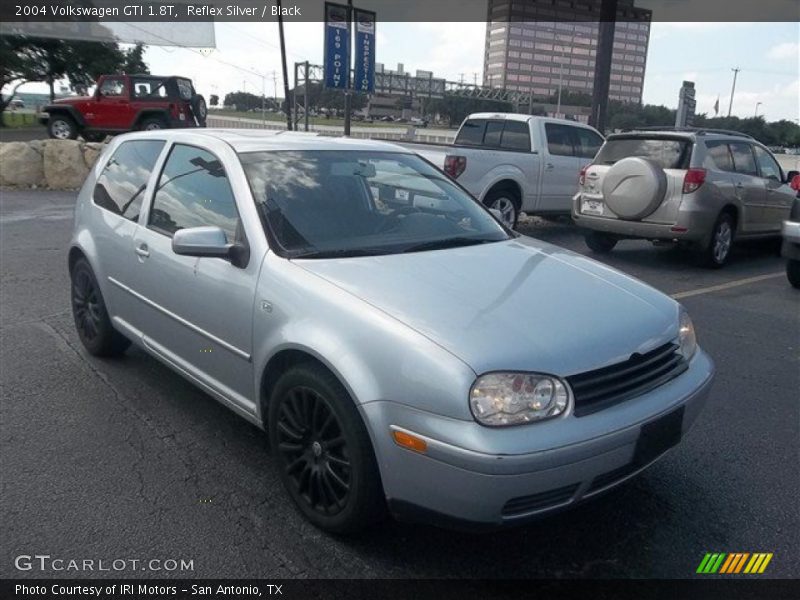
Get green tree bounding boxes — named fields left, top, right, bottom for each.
left=427, top=94, right=513, bottom=128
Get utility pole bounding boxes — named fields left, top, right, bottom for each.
left=589, top=0, right=617, bottom=133
left=754, top=101, right=762, bottom=118
left=473, top=72, right=477, bottom=86
left=272, top=70, right=277, bottom=107
left=459, top=73, right=464, bottom=85
left=728, top=67, right=740, bottom=117
left=276, top=0, right=292, bottom=130
left=343, top=0, right=353, bottom=136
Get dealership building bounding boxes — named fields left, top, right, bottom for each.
left=483, top=0, right=651, bottom=104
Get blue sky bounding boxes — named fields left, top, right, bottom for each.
left=10, top=21, right=799, bottom=121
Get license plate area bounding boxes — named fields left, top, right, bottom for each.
left=633, top=406, right=684, bottom=467
left=581, top=198, right=604, bottom=215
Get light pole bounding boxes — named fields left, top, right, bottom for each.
left=728, top=67, right=740, bottom=117
left=754, top=102, right=762, bottom=118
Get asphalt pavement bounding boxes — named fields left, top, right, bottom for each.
left=1, top=190, right=797, bottom=579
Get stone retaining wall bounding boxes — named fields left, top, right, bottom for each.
left=0, top=139, right=107, bottom=189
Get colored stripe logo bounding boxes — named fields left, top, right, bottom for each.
left=697, top=553, right=773, bottom=574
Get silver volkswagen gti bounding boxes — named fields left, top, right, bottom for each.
left=69, top=130, right=715, bottom=532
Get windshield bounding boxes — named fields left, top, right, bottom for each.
left=596, top=137, right=691, bottom=169
left=239, top=150, right=510, bottom=258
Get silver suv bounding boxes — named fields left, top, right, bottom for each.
left=572, top=128, right=798, bottom=267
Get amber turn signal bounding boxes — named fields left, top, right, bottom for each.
left=392, top=430, right=427, bottom=453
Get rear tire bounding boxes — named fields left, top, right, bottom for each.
left=584, top=230, right=618, bottom=253
left=139, top=117, right=166, bottom=131
left=268, top=363, right=385, bottom=534
left=700, top=212, right=735, bottom=268
left=70, top=258, right=131, bottom=357
left=48, top=115, right=78, bottom=140
left=484, top=187, right=520, bottom=229
left=787, top=260, right=800, bottom=289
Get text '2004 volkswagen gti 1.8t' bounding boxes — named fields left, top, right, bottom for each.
left=69, top=129, right=715, bottom=533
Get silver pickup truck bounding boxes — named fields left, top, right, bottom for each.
left=398, top=113, right=604, bottom=227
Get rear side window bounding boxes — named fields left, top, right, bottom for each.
left=176, top=79, right=193, bottom=100
left=595, top=137, right=690, bottom=169
left=131, top=78, right=167, bottom=99
left=705, top=141, right=735, bottom=172
left=544, top=123, right=575, bottom=156
left=573, top=128, right=604, bottom=159
left=455, top=119, right=487, bottom=146
left=149, top=144, right=240, bottom=242
left=753, top=145, right=782, bottom=181
left=500, top=121, right=531, bottom=151
left=93, top=140, right=165, bottom=221
left=729, top=142, right=758, bottom=176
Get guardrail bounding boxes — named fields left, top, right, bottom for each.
left=206, top=115, right=456, bottom=144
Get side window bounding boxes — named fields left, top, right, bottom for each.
left=729, top=142, right=758, bottom=176
left=149, top=144, right=240, bottom=242
left=544, top=123, right=575, bottom=157
left=500, top=121, right=531, bottom=151
left=93, top=140, right=165, bottom=221
left=705, top=141, right=735, bottom=172
left=753, top=146, right=782, bottom=181
left=132, top=79, right=167, bottom=99
left=99, top=78, right=126, bottom=97
left=455, top=119, right=487, bottom=146
left=573, top=128, right=604, bottom=159
left=483, top=121, right=504, bottom=147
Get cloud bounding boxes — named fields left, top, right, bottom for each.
left=767, top=42, right=799, bottom=61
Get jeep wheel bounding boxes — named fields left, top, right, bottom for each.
left=191, top=94, right=207, bottom=126
left=139, top=117, right=166, bottom=131
left=48, top=116, right=78, bottom=140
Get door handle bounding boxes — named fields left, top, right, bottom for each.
left=544, top=163, right=554, bottom=170
left=134, top=243, right=150, bottom=258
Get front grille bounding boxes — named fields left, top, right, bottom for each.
left=502, top=483, right=579, bottom=517
left=567, top=342, right=687, bottom=417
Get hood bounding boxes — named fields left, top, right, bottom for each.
left=295, top=237, right=680, bottom=376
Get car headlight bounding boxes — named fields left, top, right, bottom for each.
left=470, top=373, right=570, bottom=427
left=678, top=307, right=697, bottom=361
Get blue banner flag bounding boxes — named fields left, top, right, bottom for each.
left=353, top=9, right=376, bottom=94
left=323, top=2, right=350, bottom=89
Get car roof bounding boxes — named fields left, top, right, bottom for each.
left=119, top=129, right=415, bottom=154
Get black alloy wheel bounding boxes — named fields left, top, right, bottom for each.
left=268, top=364, right=385, bottom=533
left=276, top=385, right=352, bottom=516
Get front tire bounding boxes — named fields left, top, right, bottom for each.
left=787, top=260, right=800, bottom=289
left=268, top=363, right=385, bottom=534
left=70, top=258, right=131, bottom=357
left=700, top=212, right=735, bottom=268
left=48, top=115, right=78, bottom=140
left=584, top=230, right=618, bottom=253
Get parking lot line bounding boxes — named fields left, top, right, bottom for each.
left=670, top=272, right=784, bottom=300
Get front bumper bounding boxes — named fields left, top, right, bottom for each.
left=363, top=349, right=715, bottom=528
left=571, top=193, right=716, bottom=243
left=782, top=220, right=800, bottom=260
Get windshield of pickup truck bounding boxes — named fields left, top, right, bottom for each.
left=240, top=150, right=510, bottom=258
left=595, top=137, right=691, bottom=169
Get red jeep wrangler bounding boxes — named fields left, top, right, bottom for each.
left=40, top=74, right=207, bottom=141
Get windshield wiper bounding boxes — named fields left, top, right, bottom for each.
left=401, top=237, right=499, bottom=253
left=291, top=247, right=389, bottom=259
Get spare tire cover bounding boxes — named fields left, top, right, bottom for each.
left=601, top=156, right=667, bottom=220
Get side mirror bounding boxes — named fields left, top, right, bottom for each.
left=489, top=208, right=504, bottom=221
left=172, top=226, right=232, bottom=259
